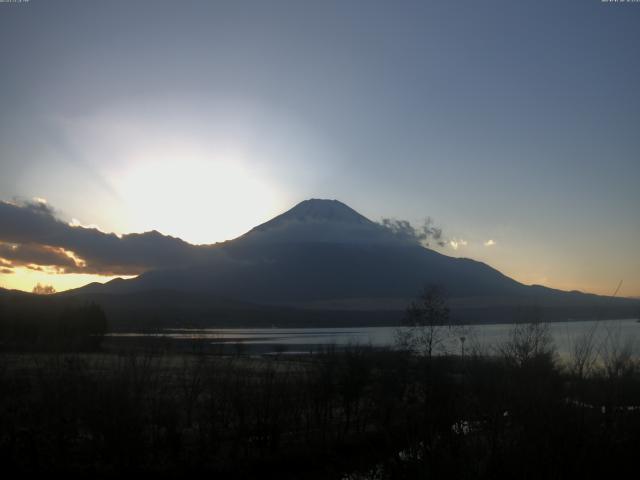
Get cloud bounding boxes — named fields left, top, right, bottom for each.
left=0, top=199, right=211, bottom=276
left=449, top=238, right=468, bottom=250
left=0, top=242, right=80, bottom=272
left=484, top=239, right=496, bottom=247
left=380, top=217, right=446, bottom=247
left=69, top=218, right=102, bottom=230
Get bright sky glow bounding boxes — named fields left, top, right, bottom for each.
left=0, top=266, right=132, bottom=293
left=113, top=149, right=283, bottom=244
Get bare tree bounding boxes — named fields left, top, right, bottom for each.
left=499, top=320, right=555, bottom=368
left=567, top=321, right=599, bottom=380
left=599, top=323, right=637, bottom=381
left=397, top=285, right=452, bottom=359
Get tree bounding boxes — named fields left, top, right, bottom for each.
left=498, top=318, right=555, bottom=368
left=397, top=285, right=452, bottom=359
left=56, top=302, right=108, bottom=350
left=32, top=283, right=56, bottom=295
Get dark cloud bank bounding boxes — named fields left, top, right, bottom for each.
left=0, top=199, right=445, bottom=277
left=0, top=200, right=210, bottom=276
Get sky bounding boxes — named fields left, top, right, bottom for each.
left=0, top=0, right=639, bottom=297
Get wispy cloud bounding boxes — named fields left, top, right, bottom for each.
left=380, top=217, right=446, bottom=248
left=449, top=238, right=468, bottom=250
left=484, top=239, right=496, bottom=247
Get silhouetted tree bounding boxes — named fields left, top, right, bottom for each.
left=398, top=285, right=452, bottom=359
left=32, top=283, right=56, bottom=295
left=498, top=320, right=555, bottom=368
left=0, top=297, right=107, bottom=351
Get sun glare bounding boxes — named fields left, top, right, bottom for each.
left=114, top=149, right=283, bottom=244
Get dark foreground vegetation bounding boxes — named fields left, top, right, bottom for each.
left=1, top=289, right=639, bottom=477
left=0, top=293, right=107, bottom=351
left=0, top=331, right=639, bottom=478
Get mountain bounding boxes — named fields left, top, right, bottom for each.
left=236, top=198, right=404, bottom=246
left=0, top=287, right=28, bottom=298
left=63, top=199, right=638, bottom=327
left=78, top=199, right=527, bottom=300
left=250, top=198, right=372, bottom=230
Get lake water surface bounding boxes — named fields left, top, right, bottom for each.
left=113, top=318, right=640, bottom=358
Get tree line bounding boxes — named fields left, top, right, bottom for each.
left=0, top=293, right=107, bottom=351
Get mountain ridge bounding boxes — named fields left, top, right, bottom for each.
left=62, top=199, right=636, bottom=310
left=44, top=198, right=637, bottom=328
left=251, top=199, right=372, bottom=228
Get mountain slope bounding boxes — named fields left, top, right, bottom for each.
left=77, top=199, right=523, bottom=300
left=63, top=199, right=637, bottom=326
left=236, top=198, right=400, bottom=246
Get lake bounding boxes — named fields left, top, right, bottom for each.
left=111, top=318, right=640, bottom=358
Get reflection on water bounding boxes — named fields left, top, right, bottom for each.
left=110, top=318, right=640, bottom=357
